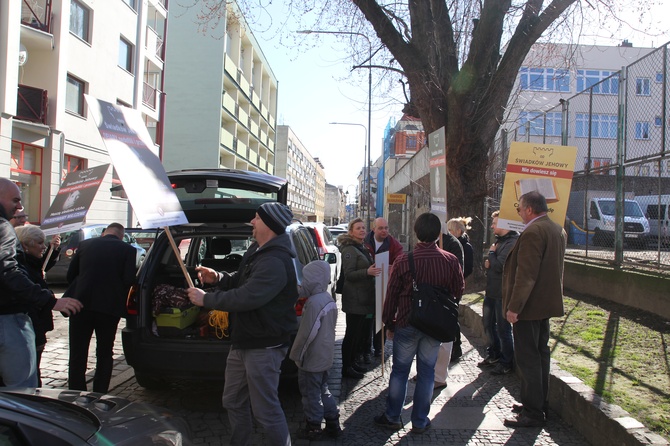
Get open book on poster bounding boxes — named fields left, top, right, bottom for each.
left=515, top=178, right=559, bottom=203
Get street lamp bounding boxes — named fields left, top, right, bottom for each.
left=297, top=29, right=373, bottom=229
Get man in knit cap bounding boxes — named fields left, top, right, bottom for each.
left=189, top=201, right=298, bottom=446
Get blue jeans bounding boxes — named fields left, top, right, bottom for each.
left=483, top=296, right=515, bottom=366
left=0, top=313, right=37, bottom=388
left=222, top=347, right=290, bottom=446
left=482, top=296, right=501, bottom=359
left=298, top=369, right=339, bottom=424
left=385, top=325, right=441, bottom=429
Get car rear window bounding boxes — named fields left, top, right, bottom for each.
left=171, top=179, right=278, bottom=212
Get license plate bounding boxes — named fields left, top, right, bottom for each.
left=624, top=233, right=638, bottom=238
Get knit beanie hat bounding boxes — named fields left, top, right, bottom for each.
left=257, top=202, right=293, bottom=235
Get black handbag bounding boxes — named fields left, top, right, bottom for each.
left=407, top=252, right=460, bottom=342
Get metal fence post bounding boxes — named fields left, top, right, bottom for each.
left=615, top=66, right=627, bottom=266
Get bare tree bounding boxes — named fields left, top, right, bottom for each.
left=183, top=0, right=655, bottom=278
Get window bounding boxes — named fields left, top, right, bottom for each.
left=655, top=116, right=663, bottom=127
left=576, top=70, right=619, bottom=94
left=122, top=0, right=137, bottom=9
left=119, top=37, right=133, bottom=73
left=406, top=135, right=417, bottom=150
left=634, top=165, right=651, bottom=176
left=575, top=114, right=617, bottom=139
left=70, top=0, right=90, bottom=42
left=519, top=67, right=569, bottom=92
left=656, top=72, right=664, bottom=83
left=636, top=78, right=651, bottom=96
left=65, top=74, right=86, bottom=116
left=635, top=121, right=650, bottom=140
left=518, top=112, right=562, bottom=137
left=584, top=157, right=612, bottom=175
left=62, top=155, right=86, bottom=181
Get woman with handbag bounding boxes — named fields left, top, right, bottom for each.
left=337, top=218, right=380, bottom=379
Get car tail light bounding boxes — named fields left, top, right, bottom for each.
left=126, top=285, right=139, bottom=315
left=313, top=230, right=327, bottom=257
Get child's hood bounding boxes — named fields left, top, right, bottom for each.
left=301, top=260, right=331, bottom=296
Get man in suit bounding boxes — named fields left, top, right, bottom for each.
left=502, top=191, right=566, bottom=428
left=67, top=222, right=137, bottom=393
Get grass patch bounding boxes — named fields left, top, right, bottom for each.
left=461, top=291, right=670, bottom=440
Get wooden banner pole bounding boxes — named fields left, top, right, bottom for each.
left=164, top=226, right=194, bottom=288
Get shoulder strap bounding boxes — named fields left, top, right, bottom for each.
left=408, top=251, right=416, bottom=280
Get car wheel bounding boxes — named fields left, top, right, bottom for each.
left=134, top=372, right=168, bottom=389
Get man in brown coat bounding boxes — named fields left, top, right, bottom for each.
left=502, top=191, right=566, bottom=428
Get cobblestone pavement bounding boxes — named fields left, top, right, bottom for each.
left=40, top=288, right=589, bottom=445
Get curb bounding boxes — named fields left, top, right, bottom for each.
left=459, top=300, right=669, bottom=446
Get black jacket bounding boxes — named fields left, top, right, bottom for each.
left=204, top=233, right=299, bottom=350
left=441, top=232, right=464, bottom=273
left=485, top=231, right=519, bottom=300
left=458, top=234, right=474, bottom=279
left=16, top=251, right=54, bottom=345
left=67, top=234, right=137, bottom=318
left=0, top=211, right=56, bottom=315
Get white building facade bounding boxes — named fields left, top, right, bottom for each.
left=1, top=0, right=167, bottom=226
left=275, top=125, right=325, bottom=222
left=162, top=1, right=278, bottom=174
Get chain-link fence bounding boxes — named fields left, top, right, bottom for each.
left=488, top=41, right=670, bottom=271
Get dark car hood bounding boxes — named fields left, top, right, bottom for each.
left=0, top=388, right=187, bottom=443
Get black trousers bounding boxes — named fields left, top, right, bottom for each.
left=342, top=313, right=370, bottom=369
left=68, top=310, right=120, bottom=393
left=513, top=318, right=551, bottom=421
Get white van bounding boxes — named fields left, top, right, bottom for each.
left=635, top=195, right=670, bottom=246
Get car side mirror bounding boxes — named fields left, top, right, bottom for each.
left=324, top=253, right=337, bottom=264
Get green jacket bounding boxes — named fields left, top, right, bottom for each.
left=337, top=234, right=375, bottom=315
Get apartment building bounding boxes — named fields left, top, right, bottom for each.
left=324, top=183, right=346, bottom=225
left=502, top=42, right=663, bottom=176
left=275, top=125, right=325, bottom=222
left=0, top=0, right=167, bottom=226
left=162, top=1, right=277, bottom=174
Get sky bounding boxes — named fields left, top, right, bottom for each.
left=231, top=1, right=670, bottom=190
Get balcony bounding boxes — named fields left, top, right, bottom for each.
left=143, top=82, right=158, bottom=110
left=21, top=0, right=52, bottom=33
left=16, top=84, right=48, bottom=125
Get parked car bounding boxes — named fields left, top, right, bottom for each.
left=46, top=224, right=147, bottom=285
left=326, top=225, right=347, bottom=243
left=124, top=227, right=161, bottom=251
left=304, top=223, right=341, bottom=298
left=0, top=388, right=191, bottom=445
left=122, top=169, right=320, bottom=388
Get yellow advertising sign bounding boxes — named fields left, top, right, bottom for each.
left=387, top=193, right=407, bottom=204
left=498, top=142, right=578, bottom=232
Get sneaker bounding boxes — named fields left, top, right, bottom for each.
left=491, top=363, right=513, bottom=375
left=374, top=413, right=403, bottom=430
left=411, top=422, right=431, bottom=434
left=477, top=355, right=500, bottom=367
left=296, top=421, right=322, bottom=440
left=351, top=363, right=368, bottom=374
left=324, top=417, right=343, bottom=438
left=342, top=366, right=365, bottom=379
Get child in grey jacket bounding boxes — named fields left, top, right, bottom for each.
left=289, top=260, right=342, bottom=439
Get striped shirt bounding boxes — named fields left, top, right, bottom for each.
left=383, top=242, right=464, bottom=331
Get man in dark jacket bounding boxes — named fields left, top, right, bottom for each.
left=67, top=222, right=137, bottom=393
left=188, top=202, right=298, bottom=446
left=0, top=178, right=82, bottom=389
left=480, top=211, right=518, bottom=375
